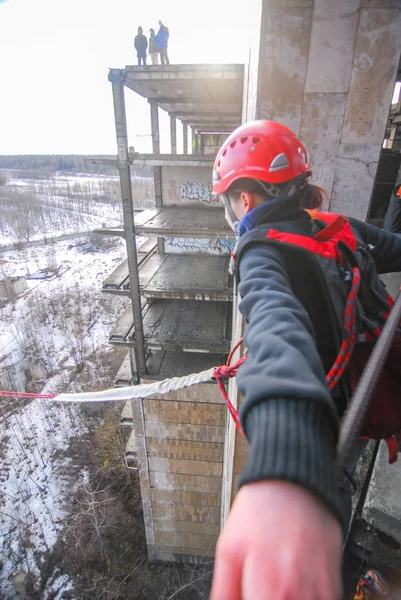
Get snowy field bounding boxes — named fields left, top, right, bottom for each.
left=0, top=169, right=153, bottom=248
left=0, top=170, right=141, bottom=598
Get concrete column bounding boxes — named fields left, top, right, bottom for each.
left=183, top=123, right=188, bottom=154
left=242, top=0, right=401, bottom=220
left=170, top=114, right=177, bottom=154
left=191, top=126, right=197, bottom=154
left=111, top=73, right=147, bottom=376
left=149, top=99, right=160, bottom=154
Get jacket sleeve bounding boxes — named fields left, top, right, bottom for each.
left=349, top=216, right=401, bottom=273
left=236, top=242, right=345, bottom=528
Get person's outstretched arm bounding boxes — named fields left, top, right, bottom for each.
left=211, top=242, right=344, bottom=600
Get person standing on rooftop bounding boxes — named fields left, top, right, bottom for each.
left=149, top=28, right=158, bottom=65
left=156, top=20, right=170, bottom=66
left=134, top=26, right=148, bottom=66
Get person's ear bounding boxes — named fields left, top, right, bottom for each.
left=241, top=192, right=254, bottom=214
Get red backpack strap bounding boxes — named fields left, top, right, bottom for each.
left=313, top=214, right=349, bottom=242
left=312, top=212, right=357, bottom=252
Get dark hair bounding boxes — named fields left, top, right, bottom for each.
left=227, top=177, right=327, bottom=211
left=227, top=178, right=273, bottom=202
left=150, top=28, right=155, bottom=35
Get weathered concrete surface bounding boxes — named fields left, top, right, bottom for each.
left=258, top=7, right=313, bottom=134
left=342, top=9, right=401, bottom=144
left=244, top=0, right=401, bottom=218
left=331, top=143, right=382, bottom=219
left=300, top=93, right=348, bottom=202
left=152, top=489, right=221, bottom=506
left=363, top=441, right=401, bottom=543
left=152, top=500, right=220, bottom=523
left=143, top=399, right=226, bottom=426
left=145, top=421, right=225, bottom=443
left=146, top=438, right=224, bottom=462
left=305, top=0, right=360, bottom=94
left=161, top=166, right=214, bottom=206
left=148, top=457, right=223, bottom=477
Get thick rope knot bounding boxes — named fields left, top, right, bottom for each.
left=213, top=356, right=247, bottom=436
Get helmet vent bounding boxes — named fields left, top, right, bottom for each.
left=230, top=141, right=236, bottom=148
left=222, top=149, right=227, bottom=156
left=269, top=153, right=290, bottom=172
left=240, top=137, right=248, bottom=144
left=217, top=160, right=221, bottom=167
left=252, top=137, right=260, bottom=144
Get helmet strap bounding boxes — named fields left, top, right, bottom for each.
left=220, top=193, right=240, bottom=233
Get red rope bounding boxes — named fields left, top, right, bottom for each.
left=213, top=358, right=247, bottom=435
left=326, top=267, right=360, bottom=389
left=0, top=390, right=57, bottom=399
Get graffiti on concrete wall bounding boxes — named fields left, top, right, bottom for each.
left=167, top=179, right=220, bottom=205
left=179, top=181, right=215, bottom=204
left=164, top=237, right=235, bottom=255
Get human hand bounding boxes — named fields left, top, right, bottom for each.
left=211, top=480, right=343, bottom=600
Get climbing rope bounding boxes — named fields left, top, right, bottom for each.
left=326, top=267, right=361, bottom=390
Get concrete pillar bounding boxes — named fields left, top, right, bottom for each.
left=170, top=114, right=177, bottom=154
left=191, top=126, right=197, bottom=154
left=242, top=0, right=401, bottom=220
left=111, top=73, right=147, bottom=376
left=183, top=123, right=188, bottom=154
left=149, top=100, right=160, bottom=154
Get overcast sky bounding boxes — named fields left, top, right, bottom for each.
left=0, top=0, right=251, bottom=155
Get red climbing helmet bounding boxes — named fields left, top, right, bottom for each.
left=212, top=120, right=311, bottom=195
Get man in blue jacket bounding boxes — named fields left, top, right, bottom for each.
left=156, top=20, right=170, bottom=65
left=210, top=120, right=398, bottom=600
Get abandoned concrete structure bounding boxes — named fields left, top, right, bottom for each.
left=99, top=64, right=242, bottom=561
left=100, top=0, right=401, bottom=569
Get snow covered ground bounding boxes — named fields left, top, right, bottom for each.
left=0, top=170, right=153, bottom=248
left=0, top=171, right=139, bottom=597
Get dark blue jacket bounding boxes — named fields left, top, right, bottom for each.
left=134, top=34, right=148, bottom=57
left=235, top=196, right=401, bottom=528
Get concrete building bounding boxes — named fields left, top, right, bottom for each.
left=100, top=64, right=243, bottom=562
left=101, top=1, right=401, bottom=568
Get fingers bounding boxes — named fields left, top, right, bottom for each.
left=210, top=544, right=243, bottom=600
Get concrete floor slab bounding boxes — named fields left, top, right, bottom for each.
left=134, top=207, right=235, bottom=239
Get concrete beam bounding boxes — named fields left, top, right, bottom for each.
left=131, top=153, right=214, bottom=167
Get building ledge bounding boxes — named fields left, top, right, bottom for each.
left=135, top=207, right=235, bottom=240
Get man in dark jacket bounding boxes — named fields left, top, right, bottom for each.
left=134, top=27, right=148, bottom=66
left=156, top=20, right=170, bottom=65
left=210, top=120, right=400, bottom=600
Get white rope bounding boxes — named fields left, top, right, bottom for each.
left=55, top=367, right=215, bottom=403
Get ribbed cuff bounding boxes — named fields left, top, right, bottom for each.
left=238, top=399, right=345, bottom=532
